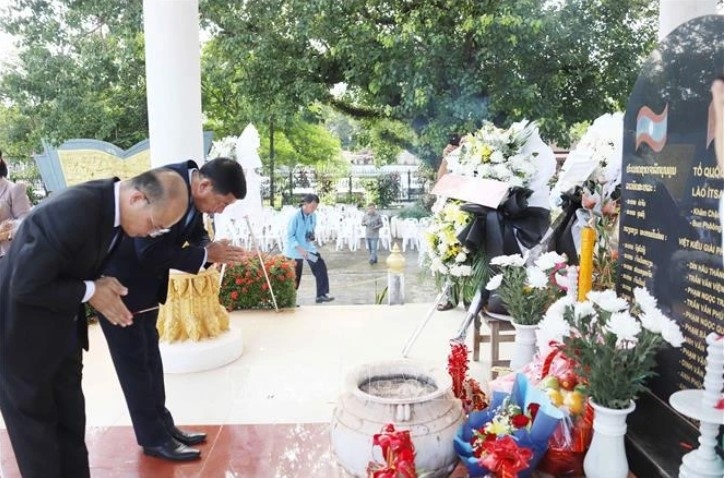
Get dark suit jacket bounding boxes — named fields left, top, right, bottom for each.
left=0, top=179, right=118, bottom=382
left=102, top=161, right=209, bottom=312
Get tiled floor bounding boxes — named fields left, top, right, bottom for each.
left=0, top=303, right=490, bottom=477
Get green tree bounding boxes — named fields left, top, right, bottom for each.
left=0, top=0, right=147, bottom=152
left=202, top=0, right=658, bottom=165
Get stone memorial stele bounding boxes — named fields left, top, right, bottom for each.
left=618, top=14, right=724, bottom=477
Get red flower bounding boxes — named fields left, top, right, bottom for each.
left=230, top=291, right=239, bottom=300
left=235, top=278, right=243, bottom=285
left=527, top=403, right=540, bottom=421
left=511, top=413, right=530, bottom=429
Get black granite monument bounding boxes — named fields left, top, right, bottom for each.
left=618, top=14, right=724, bottom=478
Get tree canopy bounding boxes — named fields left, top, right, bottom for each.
left=0, top=0, right=658, bottom=171
left=203, top=0, right=658, bottom=162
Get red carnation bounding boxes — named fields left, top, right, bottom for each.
left=230, top=291, right=239, bottom=300
left=511, top=414, right=530, bottom=429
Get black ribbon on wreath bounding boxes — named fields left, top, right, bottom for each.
left=455, top=187, right=551, bottom=315
left=550, top=188, right=583, bottom=266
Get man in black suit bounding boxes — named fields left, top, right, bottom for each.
left=99, top=157, right=247, bottom=461
left=0, top=168, right=189, bottom=478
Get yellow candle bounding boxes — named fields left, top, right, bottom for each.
left=578, top=224, right=596, bottom=301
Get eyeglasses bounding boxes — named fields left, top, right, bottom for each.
left=148, top=208, right=170, bottom=238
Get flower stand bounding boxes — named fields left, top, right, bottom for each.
left=583, top=400, right=635, bottom=478
left=669, top=333, right=724, bottom=478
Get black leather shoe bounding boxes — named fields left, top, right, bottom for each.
left=169, top=426, right=207, bottom=446
left=143, top=439, right=201, bottom=461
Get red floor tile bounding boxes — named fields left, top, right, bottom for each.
left=0, top=423, right=469, bottom=477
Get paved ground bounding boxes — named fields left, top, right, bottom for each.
left=272, top=241, right=441, bottom=306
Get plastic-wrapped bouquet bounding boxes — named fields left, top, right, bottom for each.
left=454, top=374, right=564, bottom=477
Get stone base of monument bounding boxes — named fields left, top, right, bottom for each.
left=160, top=326, right=244, bottom=374
left=626, top=391, right=700, bottom=478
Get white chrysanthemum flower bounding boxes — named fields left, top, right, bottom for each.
left=535, top=251, right=567, bottom=271
left=660, top=319, right=684, bottom=347
left=537, top=312, right=572, bottom=351
left=546, top=295, right=574, bottom=318
left=526, top=266, right=548, bottom=289
left=455, top=252, right=467, bottom=263
left=518, top=160, right=537, bottom=178
left=493, top=163, right=512, bottom=180
left=458, top=265, right=472, bottom=276
left=587, top=290, right=628, bottom=312
left=638, top=308, right=668, bottom=334
left=437, top=243, right=448, bottom=255
left=508, top=176, right=525, bottom=188
left=605, top=311, right=641, bottom=341
left=449, top=265, right=462, bottom=277
left=490, top=254, right=525, bottom=267
left=633, top=287, right=658, bottom=314
left=490, top=150, right=505, bottom=163
left=486, top=274, right=503, bottom=291
left=574, top=301, right=596, bottom=319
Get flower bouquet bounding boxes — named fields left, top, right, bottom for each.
left=424, top=199, right=485, bottom=304
left=446, top=121, right=540, bottom=189
left=549, top=113, right=622, bottom=288
left=537, top=287, right=684, bottom=410
left=454, top=374, right=564, bottom=477
left=424, top=120, right=556, bottom=304
left=485, top=251, right=568, bottom=325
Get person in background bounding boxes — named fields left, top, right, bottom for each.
left=436, top=134, right=461, bottom=181
left=284, top=193, right=334, bottom=304
left=362, top=202, right=383, bottom=264
left=0, top=168, right=189, bottom=478
left=0, top=151, right=32, bottom=256
left=98, top=157, right=247, bottom=463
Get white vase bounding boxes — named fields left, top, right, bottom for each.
left=509, top=322, right=538, bottom=370
left=583, top=399, right=636, bottom=478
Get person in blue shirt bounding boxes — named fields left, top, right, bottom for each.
left=284, top=193, right=334, bottom=303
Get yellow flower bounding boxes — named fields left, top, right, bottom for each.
left=484, top=417, right=511, bottom=436
left=480, top=144, right=492, bottom=163
left=443, top=228, right=457, bottom=246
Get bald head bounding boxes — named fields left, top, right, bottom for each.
left=119, top=168, right=189, bottom=237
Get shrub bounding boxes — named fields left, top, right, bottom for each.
left=362, top=172, right=401, bottom=208
left=220, top=252, right=297, bottom=310
left=395, top=203, right=431, bottom=220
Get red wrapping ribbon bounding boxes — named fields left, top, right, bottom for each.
left=367, top=424, right=417, bottom=478
left=479, top=435, right=533, bottom=477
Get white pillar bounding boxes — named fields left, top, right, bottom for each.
left=143, top=0, right=203, bottom=167
left=658, top=0, right=717, bottom=40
